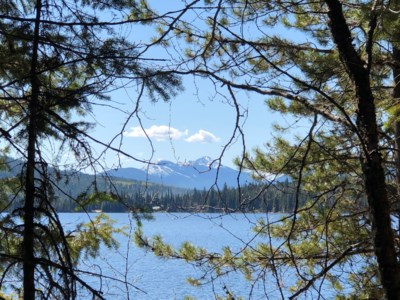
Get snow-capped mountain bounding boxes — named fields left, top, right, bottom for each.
left=104, top=156, right=253, bottom=189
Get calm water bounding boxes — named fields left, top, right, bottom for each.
left=58, top=212, right=289, bottom=299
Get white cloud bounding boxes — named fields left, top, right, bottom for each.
left=185, top=130, right=220, bottom=143
left=124, top=125, right=188, bottom=141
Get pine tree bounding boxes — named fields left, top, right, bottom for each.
left=0, top=0, right=181, bottom=299
left=131, top=0, right=400, bottom=298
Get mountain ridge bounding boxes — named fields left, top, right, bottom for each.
left=104, top=156, right=254, bottom=189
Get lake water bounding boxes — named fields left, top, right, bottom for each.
left=58, top=212, right=296, bottom=299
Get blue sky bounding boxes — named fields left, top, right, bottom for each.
left=53, top=1, right=310, bottom=172
left=87, top=75, right=283, bottom=170
left=80, top=1, right=307, bottom=171
left=3, top=1, right=286, bottom=172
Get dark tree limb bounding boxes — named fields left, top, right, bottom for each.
left=324, top=0, right=400, bottom=298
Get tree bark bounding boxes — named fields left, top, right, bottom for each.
left=393, top=46, right=400, bottom=196
left=324, top=0, right=400, bottom=298
left=392, top=45, right=400, bottom=242
left=23, top=1, right=42, bottom=299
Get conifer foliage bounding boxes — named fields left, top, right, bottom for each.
left=0, top=1, right=181, bottom=299
left=132, top=0, right=400, bottom=298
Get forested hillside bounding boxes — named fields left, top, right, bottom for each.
left=56, top=179, right=305, bottom=213
left=2, top=158, right=301, bottom=213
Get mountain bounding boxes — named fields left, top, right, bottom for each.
left=104, top=156, right=254, bottom=189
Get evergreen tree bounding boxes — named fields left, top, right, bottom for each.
left=0, top=0, right=181, bottom=299
left=131, top=0, right=400, bottom=298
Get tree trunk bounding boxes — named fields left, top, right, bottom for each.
left=393, top=45, right=400, bottom=240
left=23, top=1, right=42, bottom=299
left=324, top=0, right=400, bottom=298
left=393, top=46, right=400, bottom=196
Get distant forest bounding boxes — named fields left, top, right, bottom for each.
left=1, top=160, right=307, bottom=213
left=53, top=177, right=306, bottom=213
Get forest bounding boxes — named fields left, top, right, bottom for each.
left=57, top=180, right=304, bottom=213
left=1, top=158, right=303, bottom=213
left=3, top=169, right=304, bottom=213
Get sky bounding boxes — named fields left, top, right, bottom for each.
left=79, top=1, right=308, bottom=171
left=86, top=75, right=285, bottom=170
left=60, top=1, right=308, bottom=171
left=2, top=1, right=292, bottom=172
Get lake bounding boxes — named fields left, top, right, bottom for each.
left=58, top=212, right=298, bottom=299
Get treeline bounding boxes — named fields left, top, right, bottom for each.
left=54, top=178, right=307, bottom=213
left=1, top=161, right=306, bottom=213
